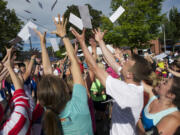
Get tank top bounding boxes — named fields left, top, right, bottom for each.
left=142, top=96, right=178, bottom=131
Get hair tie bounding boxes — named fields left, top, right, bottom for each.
left=44, top=106, right=59, bottom=114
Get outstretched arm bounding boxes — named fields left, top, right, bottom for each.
left=34, top=29, right=53, bottom=75
left=168, top=68, right=180, bottom=77
left=93, top=28, right=121, bottom=74
left=74, top=41, right=82, bottom=64
left=23, top=55, right=36, bottom=81
left=52, top=14, right=84, bottom=86
left=0, top=69, right=9, bottom=82
left=4, top=48, right=23, bottom=90
left=87, top=38, right=97, bottom=83
left=71, top=28, right=108, bottom=87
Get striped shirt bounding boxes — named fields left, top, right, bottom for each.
left=0, top=89, right=32, bottom=135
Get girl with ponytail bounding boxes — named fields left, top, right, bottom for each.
left=34, top=13, right=93, bottom=135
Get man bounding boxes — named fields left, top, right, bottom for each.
left=71, top=28, right=153, bottom=135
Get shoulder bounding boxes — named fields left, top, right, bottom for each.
left=72, top=84, right=87, bottom=101
left=160, top=113, right=180, bottom=125
left=157, top=112, right=180, bottom=135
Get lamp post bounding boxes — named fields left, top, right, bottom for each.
left=162, top=24, right=166, bottom=52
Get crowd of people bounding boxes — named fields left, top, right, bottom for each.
left=0, top=14, right=180, bottom=135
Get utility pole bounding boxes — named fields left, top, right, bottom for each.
left=163, top=24, right=166, bottom=52
left=29, top=36, right=32, bottom=51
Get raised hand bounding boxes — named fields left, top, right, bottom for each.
left=6, top=47, right=13, bottom=55
left=33, top=29, right=46, bottom=44
left=31, top=55, right=36, bottom=60
left=74, top=41, right=79, bottom=53
left=92, top=28, right=107, bottom=42
left=71, top=28, right=86, bottom=43
left=52, top=14, right=67, bottom=37
left=89, top=38, right=96, bottom=49
left=4, top=48, right=12, bottom=68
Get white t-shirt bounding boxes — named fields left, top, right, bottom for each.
left=106, top=76, right=144, bottom=135
left=53, top=69, right=59, bottom=76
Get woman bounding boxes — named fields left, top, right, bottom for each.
left=35, top=14, right=93, bottom=135
left=139, top=76, right=180, bottom=135
left=0, top=48, right=32, bottom=135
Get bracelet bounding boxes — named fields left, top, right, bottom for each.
left=61, top=34, right=68, bottom=39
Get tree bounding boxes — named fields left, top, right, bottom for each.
left=159, top=7, right=180, bottom=50
left=0, top=0, right=23, bottom=56
left=101, top=0, right=164, bottom=48
left=64, top=4, right=102, bottom=42
left=46, top=46, right=66, bottom=59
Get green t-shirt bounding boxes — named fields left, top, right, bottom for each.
left=59, top=84, right=93, bottom=135
left=90, top=79, right=106, bottom=101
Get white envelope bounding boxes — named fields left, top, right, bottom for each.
left=18, top=21, right=38, bottom=41
left=154, top=53, right=167, bottom=60
left=78, top=5, right=92, bottom=29
left=50, top=38, right=59, bottom=52
left=69, top=13, right=83, bottom=30
left=28, top=27, right=38, bottom=39
left=109, top=6, right=125, bottom=23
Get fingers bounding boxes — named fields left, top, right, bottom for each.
left=7, top=50, right=11, bottom=61
left=33, top=28, right=42, bottom=37
left=53, top=17, right=57, bottom=25
left=94, top=28, right=98, bottom=33
left=64, top=18, right=67, bottom=29
left=104, top=30, right=107, bottom=34
left=33, top=28, right=38, bottom=34
left=58, top=14, right=61, bottom=25
left=51, top=31, right=57, bottom=35
left=71, top=30, right=76, bottom=37
left=98, top=27, right=101, bottom=32
left=71, top=28, right=78, bottom=36
left=82, top=28, right=86, bottom=35
left=91, top=30, right=95, bottom=34
left=43, top=32, right=47, bottom=38
left=62, top=15, right=64, bottom=25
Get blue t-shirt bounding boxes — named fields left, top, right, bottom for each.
left=59, top=84, right=93, bottom=135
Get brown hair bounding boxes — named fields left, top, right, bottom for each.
left=37, top=75, right=70, bottom=135
left=129, top=54, right=153, bottom=84
left=170, top=76, right=180, bottom=110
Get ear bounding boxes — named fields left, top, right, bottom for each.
left=126, top=71, right=133, bottom=79
left=166, top=92, right=175, bottom=100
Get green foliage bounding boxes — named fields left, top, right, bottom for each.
left=159, top=7, right=180, bottom=47
left=46, top=46, right=66, bottom=59
left=64, top=4, right=102, bottom=42
left=101, top=0, right=164, bottom=48
left=0, top=0, right=23, bottom=55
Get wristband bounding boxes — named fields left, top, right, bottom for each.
left=61, top=34, right=68, bottom=39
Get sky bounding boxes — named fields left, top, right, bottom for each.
left=4, top=0, right=180, bottom=51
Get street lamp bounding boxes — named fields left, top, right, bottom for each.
left=162, top=24, right=166, bottom=52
